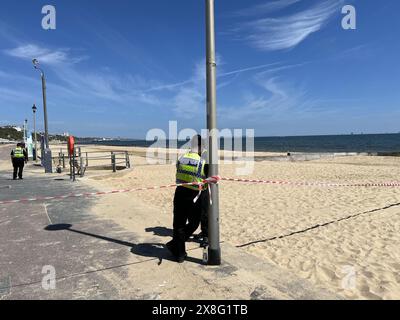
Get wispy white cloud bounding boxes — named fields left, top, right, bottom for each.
left=1, top=43, right=163, bottom=114
left=256, top=61, right=310, bottom=76
left=51, top=66, right=165, bottom=109
left=3, top=44, right=86, bottom=65
left=143, top=61, right=283, bottom=94
left=1, top=41, right=312, bottom=123
left=0, top=86, right=33, bottom=102
left=220, top=74, right=308, bottom=122
left=239, top=0, right=343, bottom=51
left=219, top=62, right=281, bottom=77
left=168, top=56, right=281, bottom=119
left=173, top=87, right=204, bottom=119
left=143, top=79, right=194, bottom=93
left=147, top=60, right=306, bottom=116
left=233, top=0, right=301, bottom=17
left=170, top=59, right=207, bottom=118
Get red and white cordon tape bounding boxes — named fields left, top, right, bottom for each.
left=0, top=176, right=222, bottom=205
left=1, top=175, right=400, bottom=205
left=220, top=177, right=400, bottom=188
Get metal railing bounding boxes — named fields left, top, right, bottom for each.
left=54, top=147, right=131, bottom=179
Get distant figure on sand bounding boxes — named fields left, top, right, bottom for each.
left=166, top=135, right=209, bottom=263
left=10, top=143, right=28, bottom=180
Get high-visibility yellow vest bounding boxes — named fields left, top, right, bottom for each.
left=13, top=147, right=25, bottom=159
left=176, top=152, right=207, bottom=191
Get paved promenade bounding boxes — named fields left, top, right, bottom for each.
left=0, top=145, right=340, bottom=300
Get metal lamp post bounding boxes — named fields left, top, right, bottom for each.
left=23, top=119, right=28, bottom=144
left=32, top=59, right=52, bottom=173
left=32, top=104, right=37, bottom=161
left=206, top=0, right=221, bottom=265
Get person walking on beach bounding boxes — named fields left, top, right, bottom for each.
left=11, top=143, right=28, bottom=180
left=166, top=135, right=209, bottom=263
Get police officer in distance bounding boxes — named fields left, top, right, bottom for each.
left=11, top=143, right=28, bottom=180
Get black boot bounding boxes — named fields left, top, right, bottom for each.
left=166, top=240, right=178, bottom=257
left=176, top=253, right=187, bottom=263
left=166, top=240, right=187, bottom=263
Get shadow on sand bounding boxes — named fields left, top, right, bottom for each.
left=145, top=226, right=173, bottom=237
left=145, top=225, right=203, bottom=245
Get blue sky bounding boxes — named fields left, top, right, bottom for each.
left=0, top=0, right=399, bottom=138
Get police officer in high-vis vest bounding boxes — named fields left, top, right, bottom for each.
left=166, top=135, right=209, bottom=263
left=11, top=143, right=28, bottom=180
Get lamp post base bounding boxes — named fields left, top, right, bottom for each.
left=207, top=247, right=221, bottom=265
left=43, top=148, right=53, bottom=173
left=32, top=148, right=37, bottom=161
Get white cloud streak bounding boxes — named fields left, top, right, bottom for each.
left=143, top=61, right=283, bottom=94
left=220, top=74, right=309, bottom=122
left=241, top=0, right=343, bottom=51
left=171, top=59, right=206, bottom=118
left=1, top=44, right=164, bottom=115
left=3, top=44, right=86, bottom=65
left=1, top=42, right=310, bottom=122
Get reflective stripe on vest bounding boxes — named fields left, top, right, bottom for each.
left=176, top=152, right=207, bottom=191
left=13, top=147, right=25, bottom=159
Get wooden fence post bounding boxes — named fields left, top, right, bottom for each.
left=111, top=152, right=116, bottom=172
left=125, top=151, right=131, bottom=169
left=72, top=148, right=76, bottom=182
left=80, top=156, right=84, bottom=177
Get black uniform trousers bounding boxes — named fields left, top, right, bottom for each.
left=200, top=190, right=209, bottom=237
left=170, top=186, right=208, bottom=258
left=12, top=158, right=25, bottom=179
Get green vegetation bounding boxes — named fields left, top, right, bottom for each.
left=0, top=126, right=71, bottom=142
left=49, top=134, right=68, bottom=142
left=0, top=126, right=23, bottom=141
left=0, top=125, right=106, bottom=143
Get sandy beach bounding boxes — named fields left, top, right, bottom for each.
left=44, top=144, right=400, bottom=300
left=2, top=143, right=400, bottom=299
left=53, top=144, right=399, bottom=300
